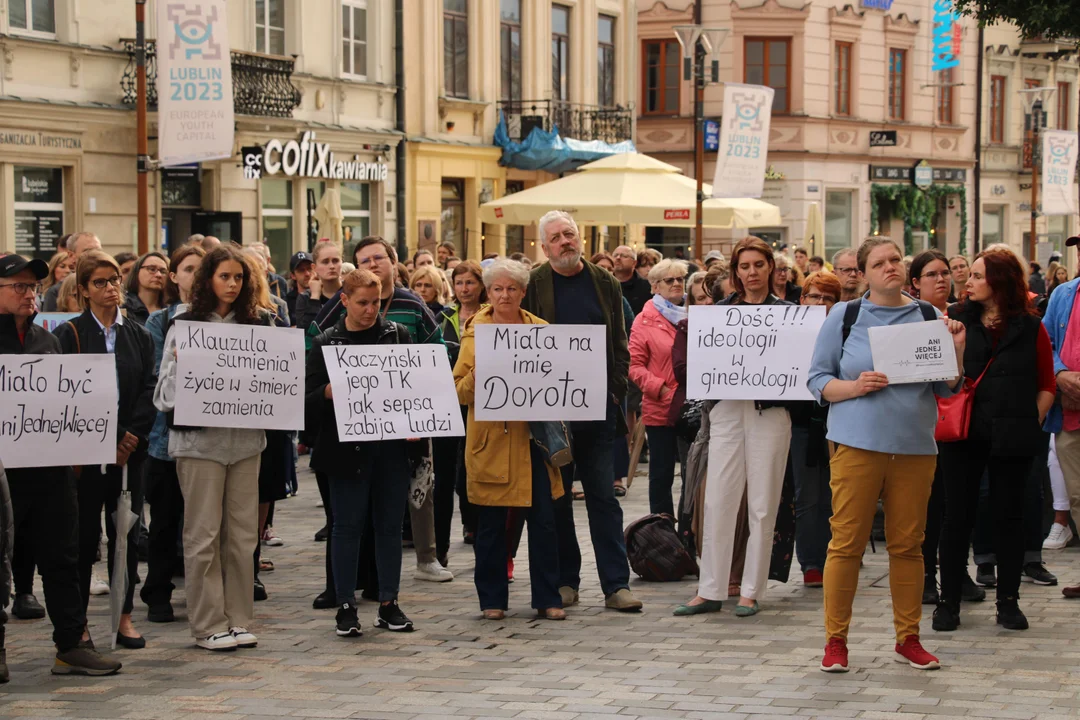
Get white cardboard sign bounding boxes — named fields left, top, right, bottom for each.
left=322, top=344, right=464, bottom=441
left=474, top=324, right=607, bottom=421
left=0, top=354, right=118, bottom=468
left=686, top=304, right=826, bottom=401
left=174, top=321, right=305, bottom=430
left=869, top=320, right=958, bottom=384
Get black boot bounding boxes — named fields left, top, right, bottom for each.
left=996, top=598, right=1029, bottom=630
left=932, top=601, right=960, bottom=632
left=313, top=589, right=336, bottom=610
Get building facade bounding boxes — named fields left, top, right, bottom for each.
left=403, top=0, right=637, bottom=262
left=0, top=0, right=400, bottom=273
left=637, top=0, right=978, bottom=260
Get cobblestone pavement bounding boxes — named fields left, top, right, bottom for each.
left=4, top=461, right=1080, bottom=719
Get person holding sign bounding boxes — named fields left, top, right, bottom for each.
left=305, top=268, right=418, bottom=638
left=452, top=259, right=566, bottom=619
left=934, top=249, right=1056, bottom=634
left=153, top=244, right=269, bottom=652
left=54, top=251, right=157, bottom=651
left=808, top=237, right=965, bottom=673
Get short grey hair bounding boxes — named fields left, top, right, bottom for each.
left=69, top=232, right=101, bottom=256
left=773, top=252, right=789, bottom=268
left=482, top=258, right=531, bottom=290
left=647, top=258, right=689, bottom=285
left=832, top=248, right=857, bottom=267
left=538, top=210, right=577, bottom=243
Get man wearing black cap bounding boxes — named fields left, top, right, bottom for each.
left=0, top=254, right=122, bottom=678
left=286, top=251, right=313, bottom=326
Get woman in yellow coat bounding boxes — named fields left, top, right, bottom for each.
left=454, top=259, right=566, bottom=620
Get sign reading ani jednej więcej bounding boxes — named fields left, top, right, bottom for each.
left=173, top=321, right=305, bottom=430
left=0, top=354, right=118, bottom=468
left=686, top=305, right=826, bottom=401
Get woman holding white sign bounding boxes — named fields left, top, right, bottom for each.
left=808, top=237, right=965, bottom=673
left=153, top=244, right=268, bottom=652
left=453, top=259, right=565, bottom=620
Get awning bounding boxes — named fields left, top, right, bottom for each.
left=493, top=112, right=636, bottom=174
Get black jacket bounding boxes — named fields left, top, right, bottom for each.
left=0, top=313, right=61, bottom=354
left=53, top=310, right=158, bottom=451
left=122, top=294, right=154, bottom=326
left=305, top=316, right=411, bottom=474
left=620, top=273, right=653, bottom=317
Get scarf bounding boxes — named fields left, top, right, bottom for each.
left=652, top=293, right=687, bottom=326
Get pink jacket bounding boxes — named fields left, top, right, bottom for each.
left=629, top=300, right=679, bottom=427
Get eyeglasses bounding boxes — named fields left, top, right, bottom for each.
left=804, top=293, right=837, bottom=304
left=835, top=267, right=859, bottom=276
left=920, top=270, right=952, bottom=281
left=661, top=277, right=685, bottom=286
left=612, top=252, right=636, bottom=260
left=357, top=254, right=389, bottom=267
left=90, top=276, right=123, bottom=289
left=141, top=266, right=168, bottom=275
left=775, top=267, right=790, bottom=274
left=0, top=282, right=41, bottom=295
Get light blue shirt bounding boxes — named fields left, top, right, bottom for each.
left=91, top=309, right=123, bottom=354
left=807, top=295, right=954, bottom=456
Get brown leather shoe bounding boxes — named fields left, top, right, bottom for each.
left=1061, top=585, right=1080, bottom=599
left=482, top=609, right=505, bottom=620
left=536, top=607, right=566, bottom=620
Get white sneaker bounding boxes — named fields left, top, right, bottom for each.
left=415, top=561, right=454, bottom=582
left=229, top=627, right=257, bottom=648
left=196, top=632, right=238, bottom=651
left=316, top=499, right=324, bottom=508
left=1043, top=522, right=1074, bottom=550
left=262, top=527, right=284, bottom=547
left=90, top=574, right=109, bottom=596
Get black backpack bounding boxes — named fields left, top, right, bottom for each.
left=840, top=297, right=937, bottom=346
left=625, top=513, right=699, bottom=582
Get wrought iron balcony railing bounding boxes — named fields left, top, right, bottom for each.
left=121, top=40, right=301, bottom=118
left=499, top=100, right=633, bottom=145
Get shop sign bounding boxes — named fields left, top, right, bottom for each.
left=869, top=130, right=897, bottom=147
left=870, top=164, right=967, bottom=183
left=245, top=132, right=389, bottom=182
left=931, top=0, right=962, bottom=73
left=913, top=160, right=934, bottom=189
left=0, top=130, right=81, bottom=150
left=860, top=0, right=893, bottom=8
left=704, top=119, right=719, bottom=152
left=664, top=209, right=691, bottom=221
left=14, top=167, right=62, bottom=204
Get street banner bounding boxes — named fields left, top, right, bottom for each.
left=156, top=0, right=235, bottom=167
left=474, top=324, right=607, bottom=421
left=321, top=345, right=464, bottom=441
left=712, top=83, right=774, bottom=199
left=0, top=354, right=118, bottom=468
left=1041, top=130, right=1079, bottom=216
left=686, top=305, right=825, bottom=401
left=173, top=321, right=304, bottom=430
left=869, top=320, right=957, bottom=384
left=33, top=312, right=80, bottom=332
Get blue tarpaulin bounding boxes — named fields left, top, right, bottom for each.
left=494, top=112, right=635, bottom=175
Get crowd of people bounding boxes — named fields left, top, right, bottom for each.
left=1, top=216, right=1080, bottom=682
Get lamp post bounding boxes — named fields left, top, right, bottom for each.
left=1021, top=87, right=1055, bottom=261
left=673, top=22, right=727, bottom=262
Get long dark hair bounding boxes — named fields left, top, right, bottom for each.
left=124, top=251, right=168, bottom=301
left=961, top=248, right=1037, bottom=321
left=188, top=244, right=261, bottom=324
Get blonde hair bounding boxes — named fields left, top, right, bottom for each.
left=44, top=251, right=74, bottom=292
left=647, top=258, right=689, bottom=285
left=409, top=265, right=447, bottom=304
left=56, top=273, right=81, bottom=312
left=75, top=250, right=124, bottom=310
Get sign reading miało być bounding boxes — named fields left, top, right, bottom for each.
left=242, top=131, right=389, bottom=182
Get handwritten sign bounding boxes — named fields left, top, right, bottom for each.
left=869, top=320, right=957, bottom=384
left=33, top=312, right=80, bottom=332
left=0, top=354, right=118, bottom=468
left=474, top=324, right=607, bottom=421
left=686, top=305, right=826, bottom=401
left=173, top=321, right=304, bottom=430
left=321, top=344, right=464, bottom=441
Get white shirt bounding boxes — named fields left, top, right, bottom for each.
left=91, top=309, right=123, bottom=354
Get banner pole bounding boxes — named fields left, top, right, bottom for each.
left=135, top=0, right=149, bottom=255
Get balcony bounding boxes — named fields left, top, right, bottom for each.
left=121, top=40, right=302, bottom=118
left=499, top=100, right=633, bottom=145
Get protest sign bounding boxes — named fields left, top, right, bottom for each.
left=33, top=312, right=80, bottom=332
left=869, top=320, right=958, bottom=384
left=321, top=344, right=464, bottom=441
left=0, top=354, right=118, bottom=468
left=686, top=304, right=826, bottom=401
left=173, top=321, right=304, bottom=430
left=474, top=324, right=607, bottom=421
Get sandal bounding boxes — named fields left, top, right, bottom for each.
left=535, top=607, right=566, bottom=620
left=482, top=609, right=505, bottom=620
left=613, top=481, right=627, bottom=497
left=259, top=559, right=274, bottom=572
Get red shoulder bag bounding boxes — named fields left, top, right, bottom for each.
left=934, top=361, right=991, bottom=443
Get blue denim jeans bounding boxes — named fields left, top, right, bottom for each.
left=474, top=443, right=561, bottom=611
left=645, top=425, right=679, bottom=517
left=555, top=400, right=631, bottom=597
left=791, top=425, right=832, bottom=573
left=329, top=444, right=408, bottom=605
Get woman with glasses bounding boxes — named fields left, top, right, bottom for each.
left=54, top=250, right=157, bottom=650
left=122, top=252, right=169, bottom=325
left=636, top=248, right=661, bottom=279
left=772, top=253, right=803, bottom=303
left=630, top=259, right=688, bottom=516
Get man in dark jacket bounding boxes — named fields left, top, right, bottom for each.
left=0, top=459, right=12, bottom=683
left=0, top=254, right=121, bottom=677
left=521, top=211, right=641, bottom=613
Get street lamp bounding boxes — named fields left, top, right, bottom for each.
left=1020, top=86, right=1055, bottom=261
left=673, top=24, right=728, bottom=261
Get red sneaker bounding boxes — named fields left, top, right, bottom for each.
left=895, top=635, right=940, bottom=670
left=804, top=569, right=823, bottom=588
left=507, top=556, right=515, bottom=583
left=820, top=637, right=848, bottom=673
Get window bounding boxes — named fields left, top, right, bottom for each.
left=1059, top=82, right=1071, bottom=130
left=14, top=166, right=63, bottom=261
left=643, top=41, right=680, bottom=115
left=255, top=0, right=286, bottom=56
left=8, top=0, right=54, bottom=35
left=888, top=48, right=906, bottom=120
left=262, top=178, right=293, bottom=274
left=444, top=0, right=468, bottom=98
left=990, top=75, right=1005, bottom=143
left=834, top=42, right=851, bottom=116
left=936, top=67, right=954, bottom=124
left=552, top=5, right=570, bottom=102
left=598, top=15, right=616, bottom=107
left=342, top=1, right=368, bottom=78
left=825, top=190, right=853, bottom=261
left=504, top=181, right=525, bottom=255
left=341, top=182, right=371, bottom=246
left=441, top=180, right=466, bottom=258
left=500, top=0, right=522, bottom=102
left=982, top=205, right=1005, bottom=247
left=744, top=38, right=790, bottom=114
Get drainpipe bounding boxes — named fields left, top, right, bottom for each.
left=973, top=25, right=984, bottom=254
left=395, top=0, right=407, bottom=260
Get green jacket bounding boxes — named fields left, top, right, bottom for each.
left=521, top=259, right=630, bottom=404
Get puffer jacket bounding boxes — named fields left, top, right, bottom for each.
left=628, top=299, right=679, bottom=427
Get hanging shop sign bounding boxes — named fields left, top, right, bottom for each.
left=242, top=132, right=389, bottom=182
left=913, top=160, right=934, bottom=189
left=931, top=0, right=962, bottom=73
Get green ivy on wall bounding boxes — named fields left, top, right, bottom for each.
left=870, top=184, right=968, bottom=256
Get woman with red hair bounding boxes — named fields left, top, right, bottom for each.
left=935, top=249, right=1056, bottom=633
